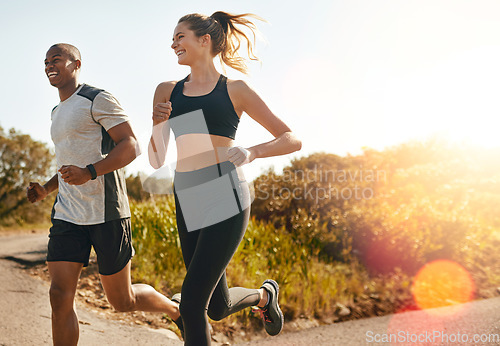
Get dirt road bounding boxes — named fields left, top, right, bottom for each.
left=0, top=233, right=182, bottom=346
left=1, top=233, right=499, bottom=345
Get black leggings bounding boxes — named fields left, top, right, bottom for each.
left=174, top=162, right=260, bottom=345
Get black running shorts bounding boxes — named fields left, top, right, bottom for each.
left=47, top=218, right=135, bottom=275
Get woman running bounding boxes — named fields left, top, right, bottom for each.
left=148, top=11, right=301, bottom=345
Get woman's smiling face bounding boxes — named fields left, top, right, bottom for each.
left=171, top=22, right=211, bottom=66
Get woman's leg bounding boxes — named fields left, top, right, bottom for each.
left=207, top=268, right=261, bottom=321
left=177, top=194, right=259, bottom=345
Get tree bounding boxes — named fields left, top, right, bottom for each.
left=251, top=140, right=500, bottom=275
left=126, top=173, right=151, bottom=201
left=126, top=171, right=173, bottom=202
left=0, top=126, right=55, bottom=225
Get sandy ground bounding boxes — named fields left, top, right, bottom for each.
left=1, top=232, right=499, bottom=346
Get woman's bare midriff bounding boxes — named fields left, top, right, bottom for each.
left=175, top=133, right=235, bottom=172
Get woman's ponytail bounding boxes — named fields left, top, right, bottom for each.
left=178, top=11, right=264, bottom=74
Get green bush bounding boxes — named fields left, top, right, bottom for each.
left=127, top=139, right=500, bottom=339
left=129, top=197, right=413, bottom=334
left=130, top=195, right=184, bottom=294
left=252, top=140, right=500, bottom=277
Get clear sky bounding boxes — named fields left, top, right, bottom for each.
left=1, top=0, right=500, bottom=181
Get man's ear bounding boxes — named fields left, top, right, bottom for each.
left=74, top=59, right=82, bottom=70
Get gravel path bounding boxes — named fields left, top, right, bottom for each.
left=1, top=233, right=499, bottom=345
left=239, top=297, right=500, bottom=345
left=0, top=233, right=182, bottom=346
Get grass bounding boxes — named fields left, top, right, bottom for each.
left=130, top=196, right=185, bottom=295
left=128, top=196, right=420, bottom=339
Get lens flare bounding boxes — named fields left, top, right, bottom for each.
left=412, top=259, right=474, bottom=315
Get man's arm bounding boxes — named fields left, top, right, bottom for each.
left=92, top=121, right=139, bottom=176
left=58, top=121, right=139, bottom=185
left=27, top=173, right=59, bottom=203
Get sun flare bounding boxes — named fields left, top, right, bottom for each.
left=412, top=259, right=475, bottom=315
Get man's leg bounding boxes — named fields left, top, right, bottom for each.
left=99, top=261, right=180, bottom=319
left=47, top=261, right=83, bottom=346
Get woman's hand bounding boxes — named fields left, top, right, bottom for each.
left=227, top=146, right=255, bottom=166
left=152, top=101, right=172, bottom=126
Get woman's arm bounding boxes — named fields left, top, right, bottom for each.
left=247, top=131, right=302, bottom=160
left=148, top=82, right=175, bottom=169
left=229, top=80, right=302, bottom=163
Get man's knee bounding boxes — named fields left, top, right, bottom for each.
left=49, top=285, right=75, bottom=313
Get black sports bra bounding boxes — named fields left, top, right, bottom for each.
left=168, top=74, right=240, bottom=140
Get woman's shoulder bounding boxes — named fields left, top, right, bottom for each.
left=156, top=80, right=178, bottom=92
left=154, top=81, right=179, bottom=100
left=226, top=78, right=254, bottom=95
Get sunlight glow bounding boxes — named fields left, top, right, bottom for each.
left=412, top=259, right=475, bottom=315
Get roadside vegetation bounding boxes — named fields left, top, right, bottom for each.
left=128, top=139, right=500, bottom=339
left=3, top=125, right=499, bottom=341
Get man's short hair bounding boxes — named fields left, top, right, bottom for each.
left=49, top=43, right=81, bottom=62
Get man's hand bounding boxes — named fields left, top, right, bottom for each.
left=59, top=165, right=92, bottom=185
left=27, top=182, right=48, bottom=203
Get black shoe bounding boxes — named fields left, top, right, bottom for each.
left=171, top=293, right=184, bottom=338
left=254, top=279, right=284, bottom=336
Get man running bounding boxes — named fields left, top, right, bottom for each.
left=27, top=43, right=182, bottom=346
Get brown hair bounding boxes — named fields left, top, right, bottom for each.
left=178, top=11, right=264, bottom=74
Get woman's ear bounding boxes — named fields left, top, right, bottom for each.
left=200, top=34, right=211, bottom=47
